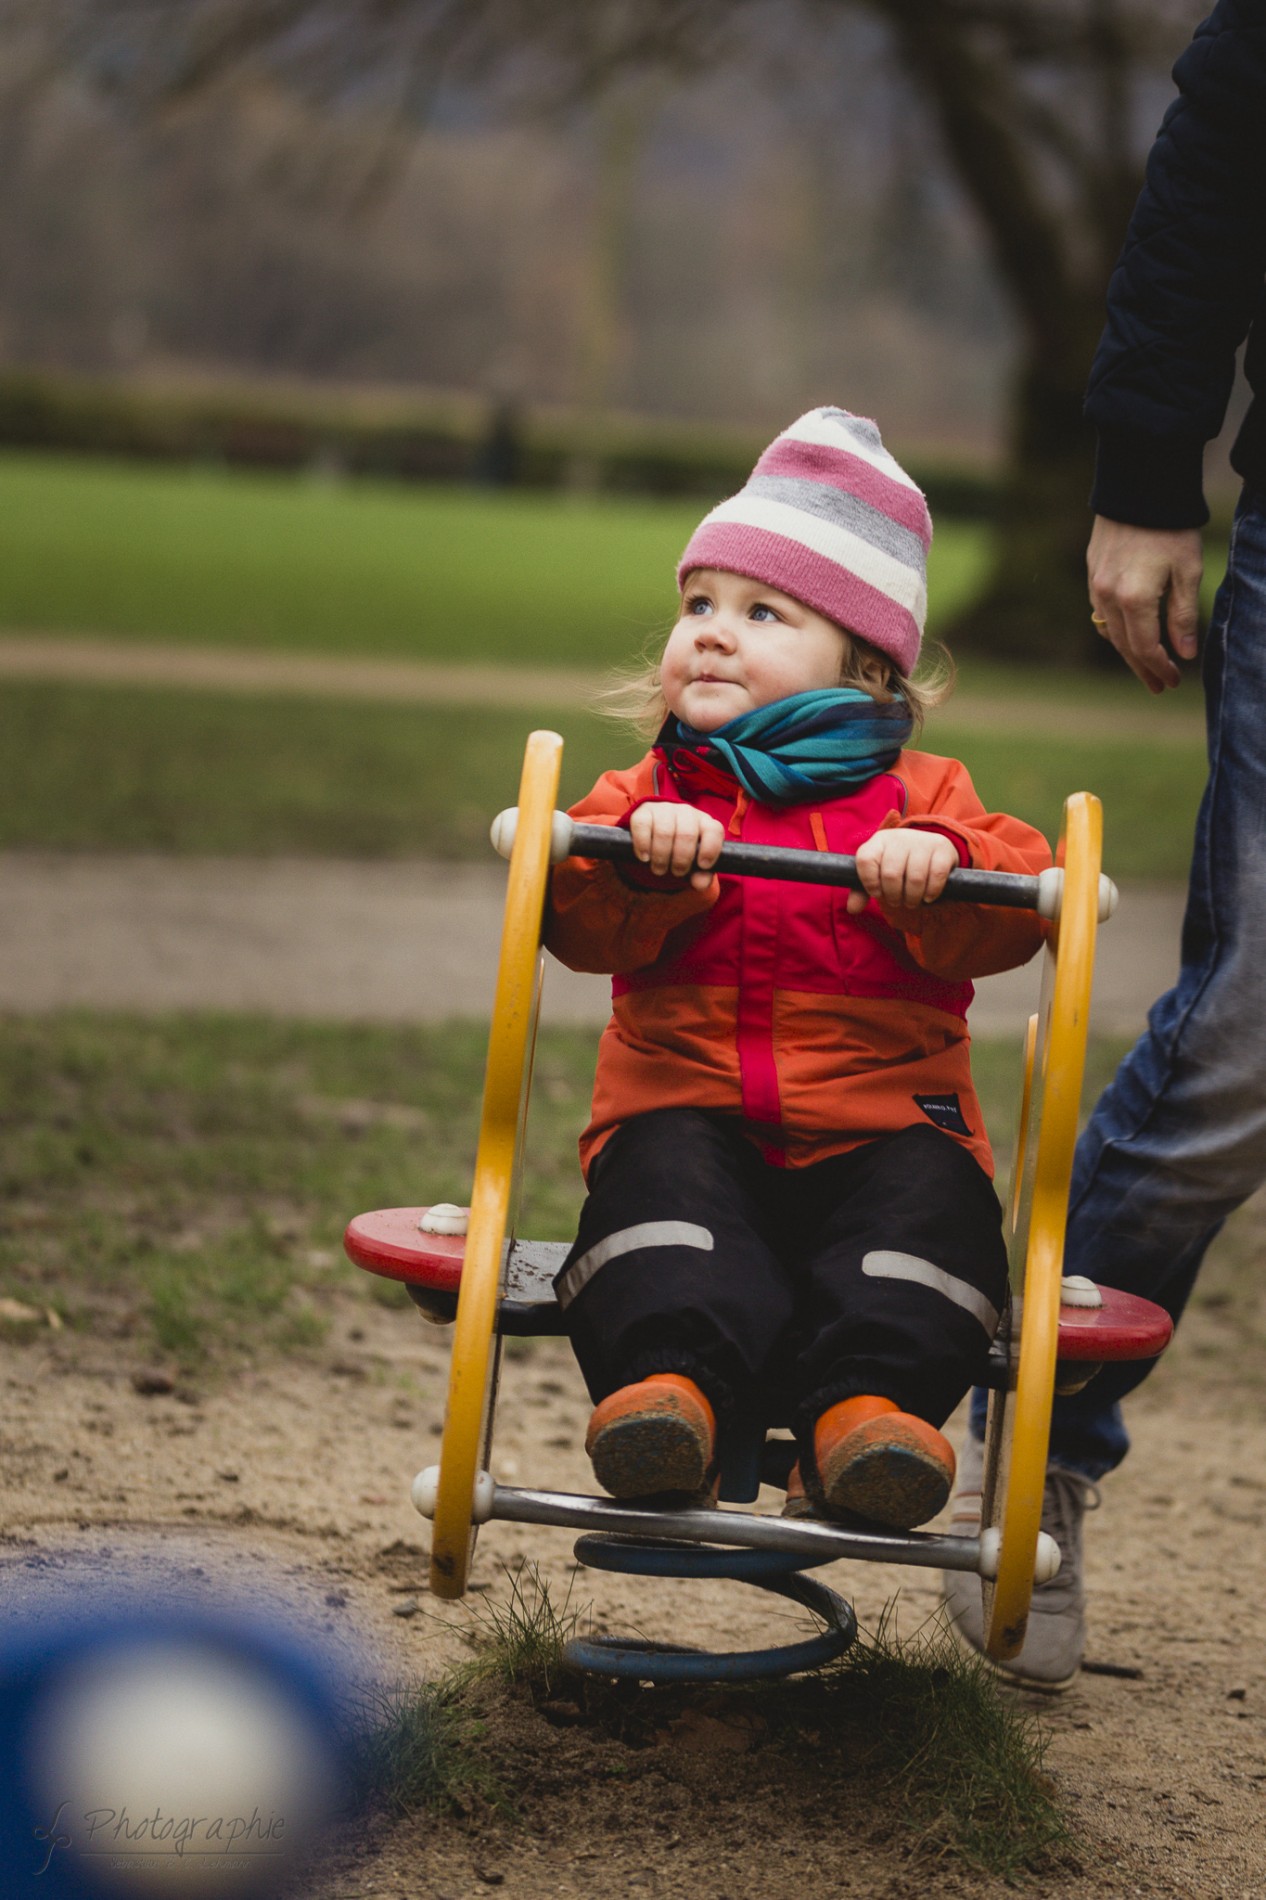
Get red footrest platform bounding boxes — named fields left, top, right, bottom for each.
left=344, top=1205, right=1174, bottom=1362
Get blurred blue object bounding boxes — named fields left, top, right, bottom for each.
left=0, top=1598, right=361, bottom=1900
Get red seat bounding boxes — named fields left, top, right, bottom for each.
left=345, top=1204, right=1174, bottom=1363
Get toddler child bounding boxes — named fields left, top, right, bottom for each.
left=545, top=407, right=1051, bottom=1530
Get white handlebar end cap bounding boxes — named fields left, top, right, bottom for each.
left=490, top=808, right=574, bottom=863
left=550, top=811, right=575, bottom=861
left=490, top=809, right=517, bottom=859
left=1037, top=866, right=1117, bottom=924
left=1098, top=874, right=1120, bottom=922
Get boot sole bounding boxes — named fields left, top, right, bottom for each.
left=820, top=1442, right=952, bottom=1529
left=588, top=1415, right=711, bottom=1500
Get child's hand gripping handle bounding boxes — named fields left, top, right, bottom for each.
left=490, top=808, right=1119, bottom=923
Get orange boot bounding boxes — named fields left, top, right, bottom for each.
left=811, top=1396, right=955, bottom=1529
left=781, top=1461, right=812, bottom=1519
left=585, top=1374, right=716, bottom=1500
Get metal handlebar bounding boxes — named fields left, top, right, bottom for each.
left=491, top=808, right=1119, bottom=923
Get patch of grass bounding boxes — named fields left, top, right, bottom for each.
left=355, top=1678, right=506, bottom=1822
left=930, top=725, right=1205, bottom=881
left=0, top=1012, right=595, bottom=1364
left=0, top=452, right=989, bottom=664
left=369, top=1569, right=1071, bottom=1882
left=951, top=645, right=1221, bottom=714
left=0, top=680, right=634, bottom=857
left=813, top=1609, right=1071, bottom=1878
left=0, top=675, right=1205, bottom=875
left=354, top=1565, right=577, bottom=1822
left=463, top=1563, right=581, bottom=1699
left=971, top=1033, right=1133, bottom=1186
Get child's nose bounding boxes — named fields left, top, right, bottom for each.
left=697, top=613, right=737, bottom=647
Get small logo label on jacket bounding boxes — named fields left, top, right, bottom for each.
left=914, top=1093, right=970, bottom=1136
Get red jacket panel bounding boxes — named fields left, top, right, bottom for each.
left=545, top=745, right=1052, bottom=1180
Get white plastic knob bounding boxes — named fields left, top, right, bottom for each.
left=1034, top=1531, right=1062, bottom=1584
left=419, top=1203, right=469, bottom=1237
left=472, top=1470, right=496, bottom=1522
left=977, top=1526, right=1062, bottom=1585
left=411, top=1465, right=496, bottom=1525
left=1035, top=868, right=1119, bottom=923
left=978, top=1527, right=1001, bottom=1579
left=1060, top=1274, right=1104, bottom=1309
left=490, top=807, right=575, bottom=863
left=411, top=1465, right=440, bottom=1518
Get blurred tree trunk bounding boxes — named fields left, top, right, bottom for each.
left=864, top=0, right=1150, bottom=662
left=967, top=330, right=1109, bottom=665
left=570, top=80, right=656, bottom=490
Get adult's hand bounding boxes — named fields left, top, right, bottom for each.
left=1087, top=516, right=1204, bottom=694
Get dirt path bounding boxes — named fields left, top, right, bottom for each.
left=2, top=1286, right=1263, bottom=1898
left=0, top=632, right=1207, bottom=742
left=0, top=633, right=602, bottom=712
left=0, top=851, right=1183, bottom=1036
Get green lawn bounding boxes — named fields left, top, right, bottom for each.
left=14, top=1010, right=1260, bottom=1380
left=929, top=723, right=1205, bottom=879
left=0, top=678, right=1205, bottom=876
left=0, top=451, right=992, bottom=663
left=0, top=682, right=637, bottom=857
left=0, top=1014, right=596, bottom=1363
left=0, top=450, right=1230, bottom=675
left=0, top=451, right=1216, bottom=875
left=0, top=1013, right=1125, bottom=1365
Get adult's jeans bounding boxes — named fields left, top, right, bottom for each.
left=971, top=483, right=1266, bottom=1479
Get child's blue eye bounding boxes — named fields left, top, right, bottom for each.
left=686, top=596, right=712, bottom=616
left=750, top=604, right=780, bottom=622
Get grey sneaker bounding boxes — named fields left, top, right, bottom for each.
left=940, top=1431, right=1100, bottom=1692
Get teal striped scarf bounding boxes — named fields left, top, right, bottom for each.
left=673, top=689, right=912, bottom=805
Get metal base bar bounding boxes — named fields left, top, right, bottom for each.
left=486, top=1482, right=987, bottom=1575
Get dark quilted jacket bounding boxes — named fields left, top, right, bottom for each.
left=1086, top=0, right=1266, bottom=527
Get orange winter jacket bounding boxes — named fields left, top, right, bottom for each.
left=545, top=744, right=1052, bottom=1182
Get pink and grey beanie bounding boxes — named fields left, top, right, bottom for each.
left=676, top=407, right=932, bottom=675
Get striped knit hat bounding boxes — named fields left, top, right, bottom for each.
left=676, top=407, right=932, bottom=675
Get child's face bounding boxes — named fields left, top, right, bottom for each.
left=662, top=569, right=883, bottom=731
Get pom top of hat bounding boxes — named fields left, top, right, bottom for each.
left=676, top=407, right=932, bottom=674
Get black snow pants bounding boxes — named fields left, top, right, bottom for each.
left=555, top=1108, right=1009, bottom=1460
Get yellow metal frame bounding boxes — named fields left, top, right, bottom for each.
left=429, top=739, right=1103, bottom=1631
left=429, top=730, right=563, bottom=1598
left=982, top=793, right=1102, bottom=1659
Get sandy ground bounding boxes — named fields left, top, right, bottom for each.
left=3, top=1281, right=1263, bottom=1898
